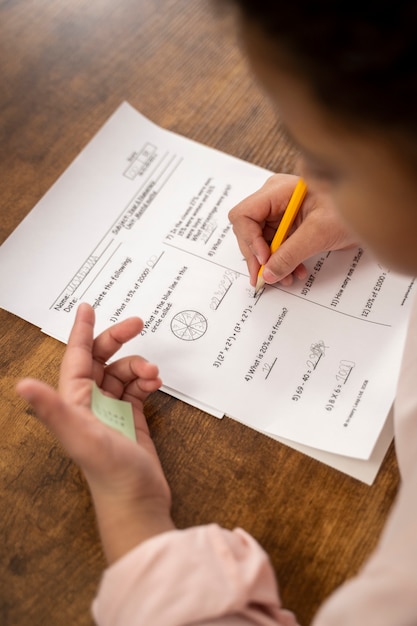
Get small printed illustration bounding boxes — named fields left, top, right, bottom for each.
left=170, top=310, right=208, bottom=341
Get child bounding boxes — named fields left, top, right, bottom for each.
left=17, top=1, right=417, bottom=624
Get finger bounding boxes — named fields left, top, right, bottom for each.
left=229, top=178, right=297, bottom=244
left=229, top=193, right=275, bottom=263
left=230, top=203, right=274, bottom=285
left=100, top=356, right=161, bottom=398
left=92, top=316, right=144, bottom=364
left=247, top=253, right=262, bottom=287
left=294, top=263, right=308, bottom=280
left=16, top=378, right=92, bottom=460
left=229, top=177, right=299, bottom=282
left=274, top=265, right=307, bottom=287
left=60, top=303, right=96, bottom=390
left=124, top=375, right=162, bottom=405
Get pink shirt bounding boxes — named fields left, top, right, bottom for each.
left=92, top=297, right=417, bottom=626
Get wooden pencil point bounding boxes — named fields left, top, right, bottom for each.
left=254, top=275, right=265, bottom=296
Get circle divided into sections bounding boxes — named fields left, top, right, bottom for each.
left=170, top=310, right=208, bottom=341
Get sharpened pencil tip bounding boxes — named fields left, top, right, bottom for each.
left=254, top=275, right=265, bottom=297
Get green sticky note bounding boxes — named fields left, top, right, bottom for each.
left=91, top=382, right=136, bottom=441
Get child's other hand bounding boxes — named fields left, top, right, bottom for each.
left=229, top=173, right=357, bottom=287
left=17, top=303, right=175, bottom=564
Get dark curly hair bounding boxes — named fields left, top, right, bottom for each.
left=230, top=0, right=417, bottom=138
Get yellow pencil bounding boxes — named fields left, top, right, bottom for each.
left=254, top=177, right=308, bottom=296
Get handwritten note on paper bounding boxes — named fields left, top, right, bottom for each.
left=91, top=382, right=136, bottom=441
left=0, top=102, right=414, bottom=477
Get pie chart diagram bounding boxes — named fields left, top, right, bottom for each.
left=170, top=310, right=208, bottom=341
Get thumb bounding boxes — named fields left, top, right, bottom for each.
left=16, top=378, right=75, bottom=442
left=262, top=222, right=325, bottom=284
left=16, top=378, right=99, bottom=468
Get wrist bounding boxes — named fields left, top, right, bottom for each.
left=92, top=494, right=175, bottom=565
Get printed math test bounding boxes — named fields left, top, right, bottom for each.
left=0, top=102, right=414, bottom=481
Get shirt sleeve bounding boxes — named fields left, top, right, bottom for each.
left=312, top=468, right=417, bottom=626
left=92, top=523, right=299, bottom=626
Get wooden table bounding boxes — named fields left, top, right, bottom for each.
left=0, top=1, right=400, bottom=624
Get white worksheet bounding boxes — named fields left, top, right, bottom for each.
left=1, top=102, right=414, bottom=477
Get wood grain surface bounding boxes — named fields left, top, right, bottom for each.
left=0, top=1, right=399, bottom=624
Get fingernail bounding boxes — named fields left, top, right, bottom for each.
left=295, top=266, right=308, bottom=280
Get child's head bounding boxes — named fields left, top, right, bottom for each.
left=229, top=1, right=417, bottom=276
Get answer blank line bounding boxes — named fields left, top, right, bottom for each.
left=264, top=358, right=277, bottom=380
